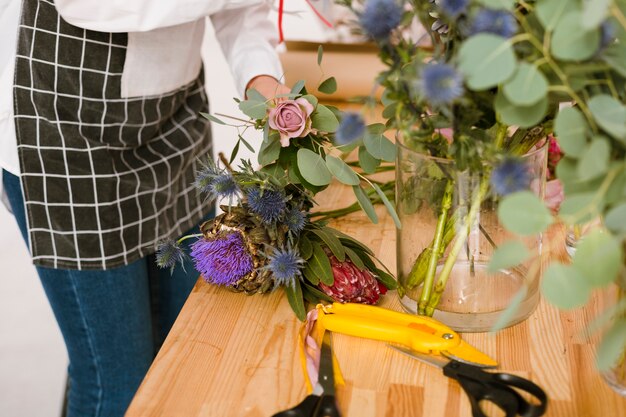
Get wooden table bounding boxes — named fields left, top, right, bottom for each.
left=126, top=180, right=626, bottom=417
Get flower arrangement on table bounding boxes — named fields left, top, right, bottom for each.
left=157, top=77, right=400, bottom=321
left=329, top=0, right=626, bottom=374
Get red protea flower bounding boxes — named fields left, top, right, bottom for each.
left=319, top=254, right=388, bottom=304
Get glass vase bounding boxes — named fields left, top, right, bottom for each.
left=395, top=140, right=548, bottom=332
left=601, top=286, right=626, bottom=396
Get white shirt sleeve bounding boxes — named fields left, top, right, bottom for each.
left=54, top=0, right=263, bottom=33
left=211, top=3, right=284, bottom=96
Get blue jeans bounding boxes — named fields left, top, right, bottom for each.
left=2, top=170, right=208, bottom=417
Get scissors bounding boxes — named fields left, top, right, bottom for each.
left=316, top=303, right=548, bottom=417
left=271, top=331, right=341, bottom=417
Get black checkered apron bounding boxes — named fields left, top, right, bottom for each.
left=13, top=0, right=213, bottom=270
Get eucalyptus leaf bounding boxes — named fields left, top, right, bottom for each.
left=238, top=98, right=267, bottom=120
left=536, top=0, right=572, bottom=30
left=353, top=185, right=379, bottom=224
left=604, top=202, right=626, bottom=233
left=554, top=107, right=588, bottom=157
left=246, top=88, right=267, bottom=102
left=358, top=146, right=381, bottom=174
left=317, top=45, right=323, bottom=66
left=596, top=319, right=626, bottom=371
left=364, top=131, right=396, bottom=162
left=326, top=155, right=360, bottom=186
left=495, top=90, right=548, bottom=128
left=458, top=34, right=517, bottom=90
left=551, top=11, right=600, bottom=61
left=297, top=149, right=332, bottom=186
left=258, top=136, right=282, bottom=166
left=291, top=80, right=305, bottom=95
left=502, top=63, right=549, bottom=106
left=588, top=94, right=626, bottom=141
left=541, top=263, right=591, bottom=309
left=572, top=229, right=623, bottom=287
left=487, top=241, right=531, bottom=273
left=581, top=0, right=611, bottom=29
left=498, top=191, right=554, bottom=235
left=311, top=104, right=339, bottom=132
left=311, top=228, right=346, bottom=262
left=301, top=94, right=319, bottom=108
left=318, top=77, right=338, bottom=94
left=284, top=279, right=306, bottom=321
left=603, top=43, right=626, bottom=78
left=559, top=193, right=601, bottom=225
left=372, top=183, right=401, bottom=229
left=199, top=112, right=226, bottom=125
left=577, top=137, right=610, bottom=180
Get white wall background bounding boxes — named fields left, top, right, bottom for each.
left=0, top=6, right=327, bottom=416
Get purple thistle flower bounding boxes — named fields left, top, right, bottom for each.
left=267, top=246, right=305, bottom=288
left=190, top=232, right=254, bottom=286
left=420, top=62, right=464, bottom=105
left=284, top=207, right=307, bottom=235
left=491, top=158, right=531, bottom=196
left=156, top=239, right=187, bottom=272
left=336, top=112, right=366, bottom=145
left=470, top=9, right=518, bottom=38
left=359, top=0, right=403, bottom=41
left=438, top=0, right=470, bottom=18
left=209, top=173, right=239, bottom=202
left=246, top=187, right=287, bottom=224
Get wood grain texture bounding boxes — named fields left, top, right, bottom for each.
left=126, top=180, right=626, bottom=417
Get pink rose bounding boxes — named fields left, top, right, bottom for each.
left=544, top=179, right=564, bottom=213
left=268, top=98, right=314, bottom=147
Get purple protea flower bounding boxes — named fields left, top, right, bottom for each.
left=156, top=239, right=187, bottom=272
left=491, top=158, right=531, bottom=196
left=359, top=0, right=403, bottom=41
left=246, top=187, right=287, bottom=223
left=438, top=0, right=470, bottom=18
left=190, top=232, right=254, bottom=286
left=267, top=246, right=305, bottom=288
left=284, top=207, right=307, bottom=235
left=470, top=9, right=518, bottom=38
left=420, top=62, right=464, bottom=105
left=336, top=112, right=366, bottom=145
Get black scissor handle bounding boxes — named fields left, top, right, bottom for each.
left=443, top=361, right=548, bottom=417
left=271, top=394, right=320, bottom=417
left=313, top=394, right=341, bottom=417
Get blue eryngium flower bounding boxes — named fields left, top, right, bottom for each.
left=420, top=62, right=464, bottom=105
left=156, top=239, right=187, bottom=272
left=470, top=9, right=518, bottom=38
left=194, top=160, right=221, bottom=195
left=491, top=159, right=531, bottom=196
left=191, top=232, right=254, bottom=286
left=267, top=246, right=305, bottom=288
left=336, top=112, right=366, bottom=145
left=209, top=173, right=239, bottom=202
left=360, top=0, right=403, bottom=41
left=246, top=187, right=287, bottom=223
left=284, top=207, right=307, bottom=235
left=438, top=0, right=470, bottom=18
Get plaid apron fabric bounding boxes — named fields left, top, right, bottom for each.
left=13, top=0, right=213, bottom=270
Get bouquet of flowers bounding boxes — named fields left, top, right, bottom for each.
left=157, top=81, right=398, bottom=320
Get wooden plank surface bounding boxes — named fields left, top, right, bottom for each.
left=126, top=180, right=626, bottom=417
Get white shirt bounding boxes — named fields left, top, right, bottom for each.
left=0, top=0, right=283, bottom=207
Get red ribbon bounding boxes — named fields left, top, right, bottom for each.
left=278, top=0, right=334, bottom=43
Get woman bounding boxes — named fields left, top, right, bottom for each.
left=0, top=0, right=289, bottom=415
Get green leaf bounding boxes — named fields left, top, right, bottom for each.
left=588, top=94, right=626, bottom=141
left=536, top=0, right=572, bottom=30
left=490, top=286, right=529, bottom=333
left=311, top=228, right=346, bottom=262
left=317, top=45, right=323, bottom=66
left=502, top=63, right=549, bottom=106
left=299, top=234, right=314, bottom=260
left=199, top=112, right=226, bottom=125
left=364, top=131, right=396, bottom=162
left=344, top=246, right=365, bottom=270
left=291, top=80, right=305, bottom=95
left=302, top=263, right=320, bottom=285
left=258, top=136, right=282, bottom=165
left=239, top=135, right=255, bottom=153
left=554, top=107, right=588, bottom=157
left=308, top=242, right=334, bottom=285
left=475, top=0, right=515, bottom=10
left=229, top=139, right=240, bottom=164
left=318, top=77, right=337, bottom=94
left=458, top=34, right=517, bottom=90
left=572, top=229, right=622, bottom=287
left=326, top=155, right=360, bottom=186
left=577, top=137, right=610, bottom=180
left=372, top=183, right=401, bottom=229
left=302, top=282, right=334, bottom=303
left=297, top=149, right=332, bottom=186
left=301, top=94, right=318, bottom=108
left=246, top=88, right=267, bottom=102
left=559, top=193, right=601, bottom=225
left=353, top=185, right=379, bottom=224
left=358, top=146, right=381, bottom=174
left=260, top=163, right=284, bottom=179
left=551, top=11, right=600, bottom=61
left=541, top=263, right=591, bottom=309
left=375, top=268, right=398, bottom=290
left=603, top=43, right=626, bottom=78
left=311, top=104, right=339, bottom=133
left=487, top=241, right=531, bottom=273
left=596, top=319, right=626, bottom=371
left=495, top=90, right=548, bottom=128
left=284, top=280, right=306, bottom=321
left=238, top=98, right=267, bottom=120
left=581, top=0, right=611, bottom=30
left=604, top=202, right=626, bottom=233
left=498, top=191, right=554, bottom=235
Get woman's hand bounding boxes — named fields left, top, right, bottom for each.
left=245, top=75, right=291, bottom=103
